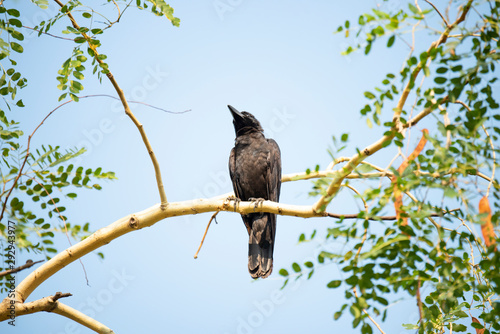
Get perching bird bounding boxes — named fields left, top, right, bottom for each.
left=228, top=105, right=282, bottom=279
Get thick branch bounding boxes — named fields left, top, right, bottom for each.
left=312, top=134, right=394, bottom=212
left=0, top=292, right=114, bottom=333
left=394, top=0, right=472, bottom=124
left=51, top=302, right=115, bottom=334
left=10, top=198, right=320, bottom=303
left=4, top=195, right=459, bottom=309
left=0, top=292, right=71, bottom=319
left=406, top=96, right=449, bottom=127
left=53, top=0, right=168, bottom=206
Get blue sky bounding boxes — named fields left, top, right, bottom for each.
left=4, top=1, right=446, bottom=333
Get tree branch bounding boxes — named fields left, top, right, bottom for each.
left=51, top=302, right=115, bottom=334
left=353, top=286, right=386, bottom=334
left=311, top=0, right=473, bottom=213
left=0, top=92, right=184, bottom=222
left=22, top=25, right=74, bottom=40
left=0, top=292, right=72, bottom=319
left=423, top=0, right=450, bottom=27
left=53, top=0, right=168, bottom=207
left=0, top=97, right=74, bottom=222
left=406, top=96, right=449, bottom=127
left=3, top=193, right=459, bottom=309
left=0, top=292, right=114, bottom=333
left=194, top=211, right=219, bottom=259
left=0, top=260, right=44, bottom=277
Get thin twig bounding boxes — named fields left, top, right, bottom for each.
left=0, top=98, right=73, bottom=222
left=110, top=0, right=121, bottom=18
left=353, top=286, right=386, bottom=334
left=194, top=211, right=219, bottom=259
left=406, top=96, right=449, bottom=127
left=22, top=26, right=74, bottom=41
left=343, top=183, right=369, bottom=261
left=52, top=291, right=73, bottom=301
left=481, top=125, right=496, bottom=198
left=455, top=100, right=496, bottom=197
left=54, top=0, right=168, bottom=207
left=417, top=278, right=424, bottom=325
left=424, top=0, right=450, bottom=27
left=325, top=209, right=458, bottom=221
left=0, top=92, right=180, bottom=222
left=91, top=94, right=190, bottom=114
left=0, top=259, right=44, bottom=277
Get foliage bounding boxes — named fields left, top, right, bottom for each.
left=0, top=0, right=177, bottom=293
left=282, top=1, right=500, bottom=333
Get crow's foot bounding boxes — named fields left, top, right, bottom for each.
left=249, top=197, right=265, bottom=210
left=225, top=195, right=241, bottom=212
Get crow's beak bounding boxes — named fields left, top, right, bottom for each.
left=228, top=105, right=244, bottom=120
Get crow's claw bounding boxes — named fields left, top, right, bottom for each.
left=226, top=195, right=241, bottom=212
left=249, top=197, right=265, bottom=210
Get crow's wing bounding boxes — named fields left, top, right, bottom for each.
left=229, top=147, right=242, bottom=199
left=266, top=138, right=282, bottom=202
left=229, top=146, right=252, bottom=235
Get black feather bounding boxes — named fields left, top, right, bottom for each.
left=228, top=105, right=282, bottom=278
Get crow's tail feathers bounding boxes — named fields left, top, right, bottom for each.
left=247, top=213, right=275, bottom=279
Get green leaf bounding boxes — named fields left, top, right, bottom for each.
left=366, top=118, right=373, bottom=128
left=48, top=148, right=85, bottom=168
left=279, top=269, right=289, bottom=277
left=10, top=42, right=23, bottom=53
left=58, top=93, right=68, bottom=102
left=8, top=18, right=22, bottom=28
left=451, top=324, right=466, bottom=332
left=70, top=93, right=79, bottom=102
left=364, top=91, right=376, bottom=99
left=10, top=30, right=24, bottom=41
left=74, top=37, right=86, bottom=44
left=387, top=35, right=395, bottom=47
left=327, top=280, right=341, bottom=288
left=360, top=235, right=410, bottom=260
left=408, top=3, right=421, bottom=15
left=403, top=324, right=419, bottom=330
left=434, top=77, right=447, bottom=84
left=436, top=67, right=448, bottom=74
left=292, top=262, right=301, bottom=273
left=7, top=9, right=20, bottom=17
left=73, top=71, right=84, bottom=80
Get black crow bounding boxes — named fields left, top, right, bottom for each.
left=228, top=105, right=281, bottom=278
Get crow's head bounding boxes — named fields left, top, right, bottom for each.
left=228, top=105, right=263, bottom=137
